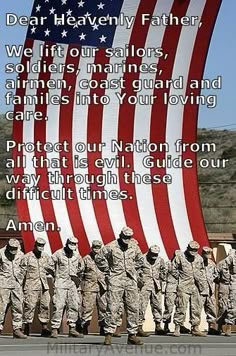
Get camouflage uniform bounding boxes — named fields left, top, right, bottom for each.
left=0, top=239, right=25, bottom=335
left=162, top=260, right=178, bottom=324
left=96, top=228, right=144, bottom=338
left=138, top=246, right=166, bottom=329
left=217, top=258, right=231, bottom=327
left=201, top=247, right=218, bottom=325
left=172, top=241, right=208, bottom=336
left=224, top=251, right=236, bottom=327
left=80, top=241, right=107, bottom=330
left=20, top=238, right=54, bottom=327
left=51, top=238, right=84, bottom=331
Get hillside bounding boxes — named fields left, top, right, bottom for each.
left=0, top=114, right=235, bottom=233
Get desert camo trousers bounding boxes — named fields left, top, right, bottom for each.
left=138, top=289, right=162, bottom=325
left=51, top=286, right=78, bottom=329
left=174, top=289, right=201, bottom=327
left=81, top=290, right=107, bottom=324
left=0, top=288, right=23, bottom=331
left=201, top=294, right=217, bottom=323
left=163, top=292, right=177, bottom=323
left=23, top=289, right=50, bottom=324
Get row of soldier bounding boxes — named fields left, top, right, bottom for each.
left=0, top=227, right=235, bottom=345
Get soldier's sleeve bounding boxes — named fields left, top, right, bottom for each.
left=134, top=245, right=145, bottom=271
left=18, top=254, right=28, bottom=285
left=95, top=246, right=110, bottom=274
left=171, top=255, right=180, bottom=279
left=45, top=255, right=55, bottom=276
left=78, top=255, right=85, bottom=275
left=160, top=258, right=167, bottom=281
left=197, top=257, right=209, bottom=295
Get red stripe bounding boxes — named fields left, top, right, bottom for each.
left=33, top=42, right=62, bottom=252
left=117, top=0, right=158, bottom=252
left=13, top=39, right=35, bottom=253
left=150, top=0, right=191, bottom=258
left=182, top=0, right=222, bottom=248
left=86, top=49, right=115, bottom=245
left=58, top=45, right=91, bottom=255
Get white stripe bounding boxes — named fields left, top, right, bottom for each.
left=101, top=0, right=140, bottom=237
left=45, top=44, right=74, bottom=247
left=165, top=0, right=206, bottom=250
left=133, top=0, right=174, bottom=260
left=23, top=40, right=51, bottom=255
left=72, top=54, right=103, bottom=245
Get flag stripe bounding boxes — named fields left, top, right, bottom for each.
left=33, top=42, right=62, bottom=253
left=45, top=43, right=75, bottom=250
left=57, top=44, right=92, bottom=255
left=149, top=0, right=191, bottom=257
left=182, top=0, right=222, bottom=248
left=164, top=0, right=207, bottom=251
left=13, top=39, right=35, bottom=253
left=117, top=0, right=158, bottom=252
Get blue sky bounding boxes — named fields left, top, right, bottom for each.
left=0, top=0, right=235, bottom=129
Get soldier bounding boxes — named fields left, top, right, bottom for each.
left=201, top=246, right=219, bottom=335
left=137, top=245, right=166, bottom=336
left=172, top=241, right=208, bottom=337
left=96, top=227, right=144, bottom=346
left=20, top=237, right=54, bottom=336
left=223, top=249, right=236, bottom=336
left=216, top=251, right=233, bottom=333
left=162, top=250, right=190, bottom=334
left=0, top=239, right=26, bottom=338
left=50, top=237, right=84, bottom=338
left=78, top=240, right=107, bottom=335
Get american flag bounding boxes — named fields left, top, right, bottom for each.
left=13, top=0, right=221, bottom=258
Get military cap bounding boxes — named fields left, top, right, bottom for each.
left=92, top=240, right=102, bottom=248
left=174, top=249, right=182, bottom=257
left=8, top=238, right=20, bottom=249
left=67, top=236, right=78, bottom=244
left=187, top=240, right=200, bottom=250
left=35, top=237, right=46, bottom=245
left=149, top=245, right=160, bottom=255
left=121, top=226, right=133, bottom=237
left=202, top=246, right=212, bottom=255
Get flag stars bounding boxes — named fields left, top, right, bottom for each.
left=99, top=35, right=107, bottom=43
left=61, top=0, right=67, bottom=4
left=66, top=9, right=73, bottom=16
left=45, top=0, right=49, bottom=2
left=31, top=26, right=37, bottom=34
left=92, top=23, right=99, bottom=31
left=61, top=29, right=68, bottom=37
left=49, top=7, right=56, bottom=15
left=36, top=5, right=41, bottom=12
left=97, top=2, right=105, bottom=10
left=73, top=23, right=79, bottom=28
left=79, top=32, right=86, bottom=40
left=44, top=28, right=51, bottom=36
left=78, top=0, right=85, bottom=7
left=84, top=12, right=91, bottom=18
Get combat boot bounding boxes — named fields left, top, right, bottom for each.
left=69, top=327, right=84, bottom=338
left=180, top=325, right=191, bottom=334
left=23, top=323, right=30, bottom=336
left=127, top=334, right=144, bottom=345
left=155, top=322, right=166, bottom=335
left=137, top=326, right=150, bottom=337
left=164, top=322, right=170, bottom=334
left=41, top=324, right=51, bottom=337
left=191, top=326, right=207, bottom=337
left=51, top=329, right=58, bottom=338
left=173, top=325, right=180, bottom=337
left=82, top=322, right=89, bottom=335
left=208, top=322, right=220, bottom=335
left=104, top=333, right=112, bottom=345
left=13, top=329, right=27, bottom=339
left=113, top=326, right=122, bottom=337
left=225, top=324, right=232, bottom=337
